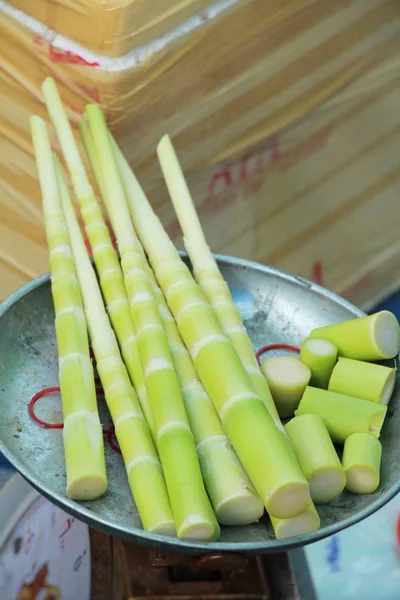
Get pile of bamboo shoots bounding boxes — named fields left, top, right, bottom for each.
left=30, top=78, right=400, bottom=542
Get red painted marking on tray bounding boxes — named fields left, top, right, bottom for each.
left=256, top=344, right=300, bottom=365
left=49, top=46, right=100, bottom=67
left=107, top=426, right=121, bottom=455
left=28, top=386, right=122, bottom=453
left=28, top=387, right=64, bottom=429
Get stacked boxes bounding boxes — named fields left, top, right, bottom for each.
left=1, top=0, right=400, bottom=306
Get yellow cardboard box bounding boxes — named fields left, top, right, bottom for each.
left=3, top=0, right=217, bottom=57
left=1, top=0, right=400, bottom=308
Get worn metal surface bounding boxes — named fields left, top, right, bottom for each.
left=0, top=254, right=399, bottom=553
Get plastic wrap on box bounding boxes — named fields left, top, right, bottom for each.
left=1, top=0, right=400, bottom=306
left=2, top=0, right=400, bottom=192
left=2, top=54, right=400, bottom=307
left=4, top=0, right=220, bottom=57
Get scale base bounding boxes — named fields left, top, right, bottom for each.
left=90, top=529, right=317, bottom=600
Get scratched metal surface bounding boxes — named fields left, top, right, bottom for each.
left=0, top=255, right=399, bottom=554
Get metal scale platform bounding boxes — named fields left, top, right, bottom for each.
left=0, top=257, right=399, bottom=598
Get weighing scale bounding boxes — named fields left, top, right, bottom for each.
left=0, top=256, right=399, bottom=598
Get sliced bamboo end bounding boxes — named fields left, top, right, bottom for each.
left=272, top=511, right=320, bottom=539
left=309, top=466, right=346, bottom=504
left=303, top=338, right=337, bottom=356
left=216, top=491, right=264, bottom=526
left=261, top=356, right=311, bottom=418
left=148, top=521, right=177, bottom=538
left=67, top=474, right=107, bottom=501
left=177, top=515, right=219, bottom=541
left=266, top=482, right=310, bottom=520
left=345, top=466, right=380, bottom=495
left=371, top=311, right=400, bottom=359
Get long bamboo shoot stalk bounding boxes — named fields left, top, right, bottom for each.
left=30, top=116, right=107, bottom=501
left=342, top=433, right=382, bottom=494
left=295, top=387, right=387, bottom=443
left=299, top=338, right=337, bottom=389
left=85, top=104, right=220, bottom=541
left=148, top=267, right=264, bottom=525
left=40, top=77, right=155, bottom=440
left=79, top=116, right=106, bottom=199
left=109, top=134, right=310, bottom=520
left=79, top=120, right=264, bottom=526
left=260, top=356, right=311, bottom=418
left=55, top=158, right=175, bottom=536
left=328, top=358, right=396, bottom=406
left=270, top=502, right=320, bottom=539
left=285, top=415, right=345, bottom=503
left=309, top=311, right=400, bottom=361
left=155, top=134, right=282, bottom=429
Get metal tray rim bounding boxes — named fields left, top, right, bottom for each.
left=1, top=254, right=398, bottom=554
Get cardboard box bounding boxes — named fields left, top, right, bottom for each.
left=2, top=0, right=400, bottom=191
left=1, top=0, right=400, bottom=308
left=3, top=0, right=218, bottom=57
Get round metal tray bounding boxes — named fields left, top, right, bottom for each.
left=0, top=255, right=399, bottom=554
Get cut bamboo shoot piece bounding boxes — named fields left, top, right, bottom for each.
left=328, top=358, right=396, bottom=406
left=295, top=387, right=387, bottom=444
left=30, top=116, right=107, bottom=501
left=109, top=134, right=310, bottom=520
left=260, top=357, right=311, bottom=418
left=299, top=338, right=337, bottom=389
left=285, top=415, right=345, bottom=503
left=55, top=158, right=175, bottom=536
left=309, top=311, right=400, bottom=361
left=270, top=502, right=320, bottom=539
left=342, top=433, right=382, bottom=494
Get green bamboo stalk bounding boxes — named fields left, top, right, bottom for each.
left=79, top=116, right=106, bottom=199
left=55, top=158, right=175, bottom=535
left=155, top=134, right=282, bottom=430
left=109, top=136, right=311, bottom=520
left=40, top=77, right=155, bottom=439
left=147, top=266, right=264, bottom=525
left=30, top=115, right=107, bottom=501
left=85, top=104, right=220, bottom=541
left=81, top=120, right=264, bottom=526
